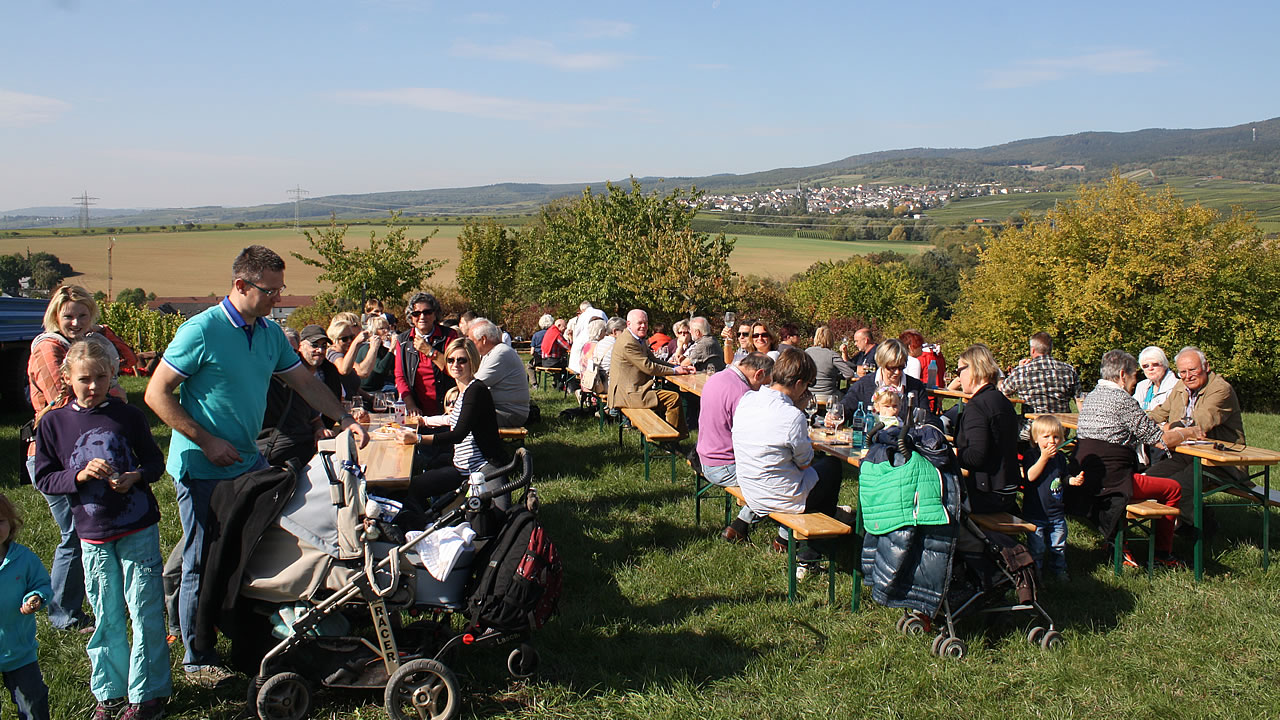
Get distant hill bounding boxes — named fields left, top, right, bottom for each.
left=5, top=117, right=1279, bottom=228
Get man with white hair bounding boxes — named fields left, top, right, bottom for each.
left=680, top=316, right=726, bottom=372
left=568, top=300, right=608, bottom=371
left=1145, top=346, right=1246, bottom=520
left=469, top=318, right=531, bottom=427
left=609, top=309, right=694, bottom=438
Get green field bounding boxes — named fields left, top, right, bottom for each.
left=926, top=176, right=1280, bottom=232
left=4, top=227, right=926, bottom=297
left=4, top=378, right=1280, bottom=718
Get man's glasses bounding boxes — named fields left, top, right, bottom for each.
left=307, top=339, right=330, bottom=349
left=244, top=279, right=286, bottom=297
left=737, top=332, right=751, bottom=337
left=1177, top=368, right=1203, bottom=378
left=446, top=356, right=469, bottom=365
left=408, top=309, right=434, bottom=318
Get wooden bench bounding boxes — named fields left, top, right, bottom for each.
left=532, top=365, right=568, bottom=394
left=971, top=513, right=1038, bottom=535
left=618, top=407, right=682, bottom=483
left=1221, top=484, right=1280, bottom=509
left=722, top=486, right=859, bottom=610
left=1114, top=500, right=1181, bottom=578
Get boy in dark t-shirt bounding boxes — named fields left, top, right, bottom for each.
left=1021, top=415, right=1082, bottom=581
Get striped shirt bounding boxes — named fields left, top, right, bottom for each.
left=450, top=380, right=485, bottom=474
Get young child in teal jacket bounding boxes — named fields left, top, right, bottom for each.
left=0, top=492, right=52, bottom=720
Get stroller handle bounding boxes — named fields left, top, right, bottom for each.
left=476, top=447, right=533, bottom=501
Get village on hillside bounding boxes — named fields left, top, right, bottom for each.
left=694, top=180, right=1046, bottom=215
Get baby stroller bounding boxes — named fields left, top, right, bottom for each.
left=202, top=433, right=552, bottom=720
left=860, top=407, right=1061, bottom=659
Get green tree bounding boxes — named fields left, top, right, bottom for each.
left=0, top=254, right=25, bottom=294
left=518, top=178, right=736, bottom=317
left=948, top=176, right=1280, bottom=408
left=292, top=213, right=444, bottom=305
left=115, top=287, right=148, bottom=307
left=456, top=220, right=520, bottom=319
left=787, top=256, right=936, bottom=337
left=887, top=225, right=908, bottom=243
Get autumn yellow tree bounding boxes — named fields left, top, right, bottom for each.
left=948, top=176, right=1280, bottom=407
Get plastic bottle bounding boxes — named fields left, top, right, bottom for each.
left=851, top=401, right=867, bottom=449
left=468, top=470, right=486, bottom=498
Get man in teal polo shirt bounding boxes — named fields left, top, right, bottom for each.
left=145, top=245, right=367, bottom=687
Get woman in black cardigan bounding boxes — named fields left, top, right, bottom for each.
left=408, top=337, right=506, bottom=500
left=953, top=344, right=1020, bottom=513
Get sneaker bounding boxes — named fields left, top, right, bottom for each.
left=771, top=537, right=788, bottom=554
left=795, top=561, right=825, bottom=580
left=93, top=698, right=126, bottom=720
left=1155, top=552, right=1187, bottom=570
left=120, top=698, right=167, bottom=720
left=184, top=665, right=235, bottom=688
left=1121, top=549, right=1141, bottom=569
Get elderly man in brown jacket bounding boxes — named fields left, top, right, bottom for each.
left=609, top=309, right=693, bottom=438
left=1145, top=346, right=1246, bottom=522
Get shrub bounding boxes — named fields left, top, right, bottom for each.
left=97, top=301, right=185, bottom=353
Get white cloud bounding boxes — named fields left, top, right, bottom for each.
left=0, top=89, right=71, bottom=128
left=577, top=19, right=635, bottom=38
left=335, top=87, right=630, bottom=127
left=451, top=38, right=632, bottom=70
left=984, top=49, right=1167, bottom=90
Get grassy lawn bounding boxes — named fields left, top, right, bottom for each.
left=726, top=233, right=931, bottom=280
left=4, top=377, right=1280, bottom=718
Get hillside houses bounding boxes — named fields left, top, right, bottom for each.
left=694, top=181, right=1011, bottom=215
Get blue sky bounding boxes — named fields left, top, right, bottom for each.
left=2, top=0, right=1277, bottom=209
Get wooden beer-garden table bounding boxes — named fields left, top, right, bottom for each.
left=359, top=412, right=418, bottom=491
left=808, top=427, right=863, bottom=468
left=666, top=371, right=710, bottom=397
left=1173, top=442, right=1280, bottom=580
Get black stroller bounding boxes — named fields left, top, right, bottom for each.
left=202, top=434, right=553, bottom=720
left=860, top=409, right=1062, bottom=658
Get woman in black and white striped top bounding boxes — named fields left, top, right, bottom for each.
left=408, top=337, right=506, bottom=500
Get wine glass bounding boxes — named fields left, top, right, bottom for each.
left=724, top=311, right=736, bottom=328
left=825, top=402, right=844, bottom=432
left=805, top=395, right=819, bottom=426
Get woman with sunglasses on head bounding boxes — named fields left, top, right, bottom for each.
left=953, top=344, right=1021, bottom=513
left=405, top=338, right=507, bottom=503
left=327, top=313, right=376, bottom=404
left=394, top=291, right=458, bottom=417
left=839, top=338, right=931, bottom=424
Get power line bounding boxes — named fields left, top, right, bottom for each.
left=72, top=189, right=97, bottom=228
left=287, top=185, right=309, bottom=232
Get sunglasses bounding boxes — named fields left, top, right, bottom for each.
left=408, top=309, right=435, bottom=318
left=1140, top=362, right=1163, bottom=369
left=307, top=339, right=330, bottom=348
left=884, top=365, right=906, bottom=372
left=738, top=332, right=751, bottom=337
left=956, top=364, right=970, bottom=373
left=244, top=279, right=287, bottom=297
left=446, top=356, right=469, bottom=365
left=752, top=333, right=770, bottom=338
left=337, top=334, right=357, bottom=342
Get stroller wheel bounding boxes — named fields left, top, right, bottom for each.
left=939, top=637, right=967, bottom=659
left=1040, top=630, right=1065, bottom=651
left=1027, top=626, right=1046, bottom=646
left=386, top=658, right=459, bottom=720
left=902, top=614, right=929, bottom=636
left=255, top=672, right=311, bottom=720
left=930, top=633, right=947, bottom=656
left=507, top=643, right=540, bottom=679
left=895, top=615, right=908, bottom=633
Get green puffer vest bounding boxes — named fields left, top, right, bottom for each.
left=859, top=451, right=950, bottom=535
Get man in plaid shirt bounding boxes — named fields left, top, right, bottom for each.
left=1000, top=332, right=1080, bottom=422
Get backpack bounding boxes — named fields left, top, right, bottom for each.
left=466, top=507, right=562, bottom=633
